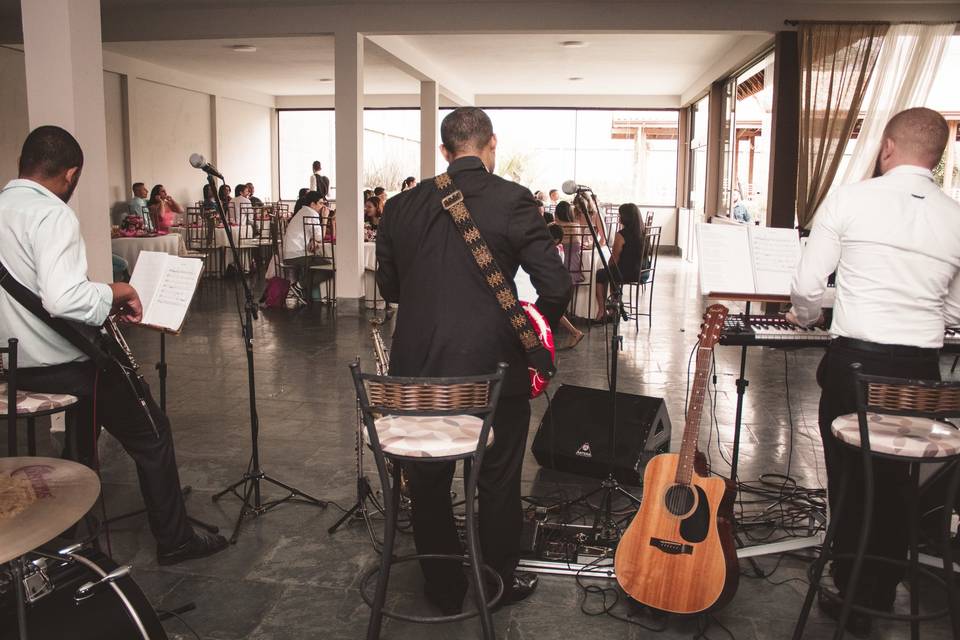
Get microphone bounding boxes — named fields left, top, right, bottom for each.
left=561, top=180, right=591, bottom=195
left=189, top=153, right=224, bottom=180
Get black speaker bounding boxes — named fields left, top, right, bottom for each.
left=531, top=384, right=671, bottom=486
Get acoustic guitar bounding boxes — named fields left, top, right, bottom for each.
left=614, top=304, right=738, bottom=614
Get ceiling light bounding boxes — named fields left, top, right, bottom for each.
left=568, top=76, right=584, bottom=81
left=230, top=44, right=257, bottom=53
left=561, top=40, right=587, bottom=49
left=315, top=78, right=333, bottom=83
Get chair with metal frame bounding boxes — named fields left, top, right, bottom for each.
left=562, top=224, right=595, bottom=321
left=349, top=360, right=507, bottom=640
left=622, top=226, right=661, bottom=329
left=302, top=216, right=334, bottom=305
left=1, top=338, right=79, bottom=458
left=793, top=364, right=960, bottom=640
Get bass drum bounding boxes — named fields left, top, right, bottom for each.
left=0, top=546, right=167, bottom=640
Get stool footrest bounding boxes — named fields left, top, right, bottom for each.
left=359, top=553, right=504, bottom=624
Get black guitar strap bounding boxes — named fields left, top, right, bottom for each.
left=0, top=259, right=111, bottom=370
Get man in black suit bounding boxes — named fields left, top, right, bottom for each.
left=377, top=107, right=571, bottom=613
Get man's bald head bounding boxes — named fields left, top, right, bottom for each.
left=878, top=107, right=949, bottom=174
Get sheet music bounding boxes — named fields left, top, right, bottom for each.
left=696, top=223, right=755, bottom=295
left=749, top=226, right=801, bottom=296
left=128, top=251, right=203, bottom=332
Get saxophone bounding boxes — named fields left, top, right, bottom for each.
left=370, top=317, right=390, bottom=374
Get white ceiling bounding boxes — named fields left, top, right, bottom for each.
left=104, top=37, right=419, bottom=96
left=104, top=32, right=764, bottom=98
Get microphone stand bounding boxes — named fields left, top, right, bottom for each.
left=205, top=172, right=327, bottom=543
left=568, top=189, right=641, bottom=544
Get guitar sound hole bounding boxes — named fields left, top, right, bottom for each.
left=664, top=484, right=695, bottom=516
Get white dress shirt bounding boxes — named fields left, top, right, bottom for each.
left=791, top=165, right=960, bottom=348
left=282, top=206, right=325, bottom=261
left=0, top=179, right=113, bottom=368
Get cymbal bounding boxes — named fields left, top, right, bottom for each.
left=0, top=457, right=100, bottom=565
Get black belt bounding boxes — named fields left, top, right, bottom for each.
left=831, top=336, right=940, bottom=358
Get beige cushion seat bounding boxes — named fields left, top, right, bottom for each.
left=831, top=412, right=960, bottom=458
left=0, top=382, right=78, bottom=416
left=369, top=414, right=493, bottom=458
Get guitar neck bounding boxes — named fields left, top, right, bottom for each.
left=676, top=345, right=714, bottom=485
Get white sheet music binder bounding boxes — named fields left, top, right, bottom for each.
left=127, top=251, right=203, bottom=333
left=695, top=223, right=801, bottom=298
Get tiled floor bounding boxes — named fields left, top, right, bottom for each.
left=11, top=256, right=958, bottom=639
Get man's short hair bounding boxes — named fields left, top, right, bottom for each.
left=312, top=160, right=322, bottom=172
left=548, top=189, right=558, bottom=196
left=883, top=107, right=950, bottom=168
left=18, top=125, right=84, bottom=179
left=373, top=186, right=386, bottom=196
left=440, top=107, right=494, bottom=155
left=132, top=182, right=144, bottom=193
left=303, top=190, right=322, bottom=206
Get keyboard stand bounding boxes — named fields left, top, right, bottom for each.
left=708, top=295, right=826, bottom=561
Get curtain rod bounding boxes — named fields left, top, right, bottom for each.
left=784, top=19, right=958, bottom=27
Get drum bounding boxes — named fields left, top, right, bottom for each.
left=0, top=545, right=167, bottom=640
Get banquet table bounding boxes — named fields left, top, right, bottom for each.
left=171, top=224, right=239, bottom=269
left=111, top=233, right=186, bottom=271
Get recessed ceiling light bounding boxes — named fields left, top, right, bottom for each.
left=568, top=76, right=584, bottom=81
left=230, top=44, right=257, bottom=53
left=561, top=40, right=587, bottom=49
left=315, top=78, right=333, bottom=83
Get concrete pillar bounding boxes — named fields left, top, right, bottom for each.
left=420, top=80, right=439, bottom=179
left=21, top=0, right=111, bottom=281
left=270, top=108, right=280, bottom=201
left=334, top=30, right=364, bottom=300
left=210, top=95, right=222, bottom=166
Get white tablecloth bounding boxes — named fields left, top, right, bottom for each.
left=363, top=242, right=384, bottom=306
left=171, top=225, right=235, bottom=249
left=111, top=234, right=186, bottom=271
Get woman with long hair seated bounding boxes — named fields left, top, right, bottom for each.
left=554, top=201, right=585, bottom=284
left=148, top=184, right=184, bottom=232
left=594, top=203, right=646, bottom=323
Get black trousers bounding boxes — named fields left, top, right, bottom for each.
left=817, top=340, right=942, bottom=609
left=403, top=394, right=531, bottom=598
left=18, top=361, right=192, bottom=551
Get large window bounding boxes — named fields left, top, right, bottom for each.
left=718, top=51, right=775, bottom=224
left=687, top=95, right=710, bottom=219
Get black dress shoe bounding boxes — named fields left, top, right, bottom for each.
left=492, top=571, right=539, bottom=609
left=157, top=529, right=229, bottom=566
left=817, top=590, right=872, bottom=638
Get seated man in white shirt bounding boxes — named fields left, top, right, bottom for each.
left=788, top=108, right=960, bottom=634
left=281, top=190, right=333, bottom=292
left=0, top=126, right=228, bottom=565
left=127, top=181, right=149, bottom=219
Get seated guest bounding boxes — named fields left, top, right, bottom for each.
left=594, top=203, right=646, bottom=323
left=293, top=187, right=309, bottom=213
left=128, top=182, right=149, bottom=218
left=362, top=189, right=374, bottom=202
left=281, top=190, right=333, bottom=289
left=364, top=196, right=384, bottom=229
left=217, top=184, right=233, bottom=219
left=548, top=189, right=560, bottom=205
left=148, top=184, right=184, bottom=233
left=547, top=223, right=584, bottom=348
left=401, top=176, right=416, bottom=191
left=731, top=190, right=751, bottom=223
left=0, top=126, right=227, bottom=564
left=201, top=184, right=219, bottom=211
left=573, top=193, right=607, bottom=247
left=374, top=186, right=387, bottom=208
left=555, top=201, right=584, bottom=284
left=246, top=182, right=263, bottom=207
left=232, top=183, right=254, bottom=233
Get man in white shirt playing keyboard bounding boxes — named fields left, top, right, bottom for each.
left=0, top=126, right=227, bottom=565
left=788, top=108, right=960, bottom=635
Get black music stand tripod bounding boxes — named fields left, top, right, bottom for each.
left=567, top=190, right=641, bottom=543
left=203, top=172, right=327, bottom=543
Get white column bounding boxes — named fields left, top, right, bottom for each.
left=334, top=30, right=364, bottom=300
left=269, top=108, right=280, bottom=201
left=420, top=80, right=439, bottom=179
left=21, top=0, right=111, bottom=281
left=210, top=95, right=222, bottom=166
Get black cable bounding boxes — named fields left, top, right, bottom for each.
left=156, top=608, right=203, bottom=640
left=573, top=555, right=669, bottom=632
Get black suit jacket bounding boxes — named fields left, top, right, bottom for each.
left=376, top=156, right=572, bottom=397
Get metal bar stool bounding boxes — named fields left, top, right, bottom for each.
left=793, top=363, right=960, bottom=639
left=2, top=339, right=80, bottom=458
left=349, top=360, right=508, bottom=640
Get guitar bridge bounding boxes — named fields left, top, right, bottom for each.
left=649, top=537, right=693, bottom=555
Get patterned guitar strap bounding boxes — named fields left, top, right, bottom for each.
left=434, top=173, right=556, bottom=381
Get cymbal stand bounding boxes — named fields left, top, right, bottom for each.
left=206, top=173, right=327, bottom=543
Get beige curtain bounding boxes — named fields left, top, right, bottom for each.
left=797, top=23, right=887, bottom=229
